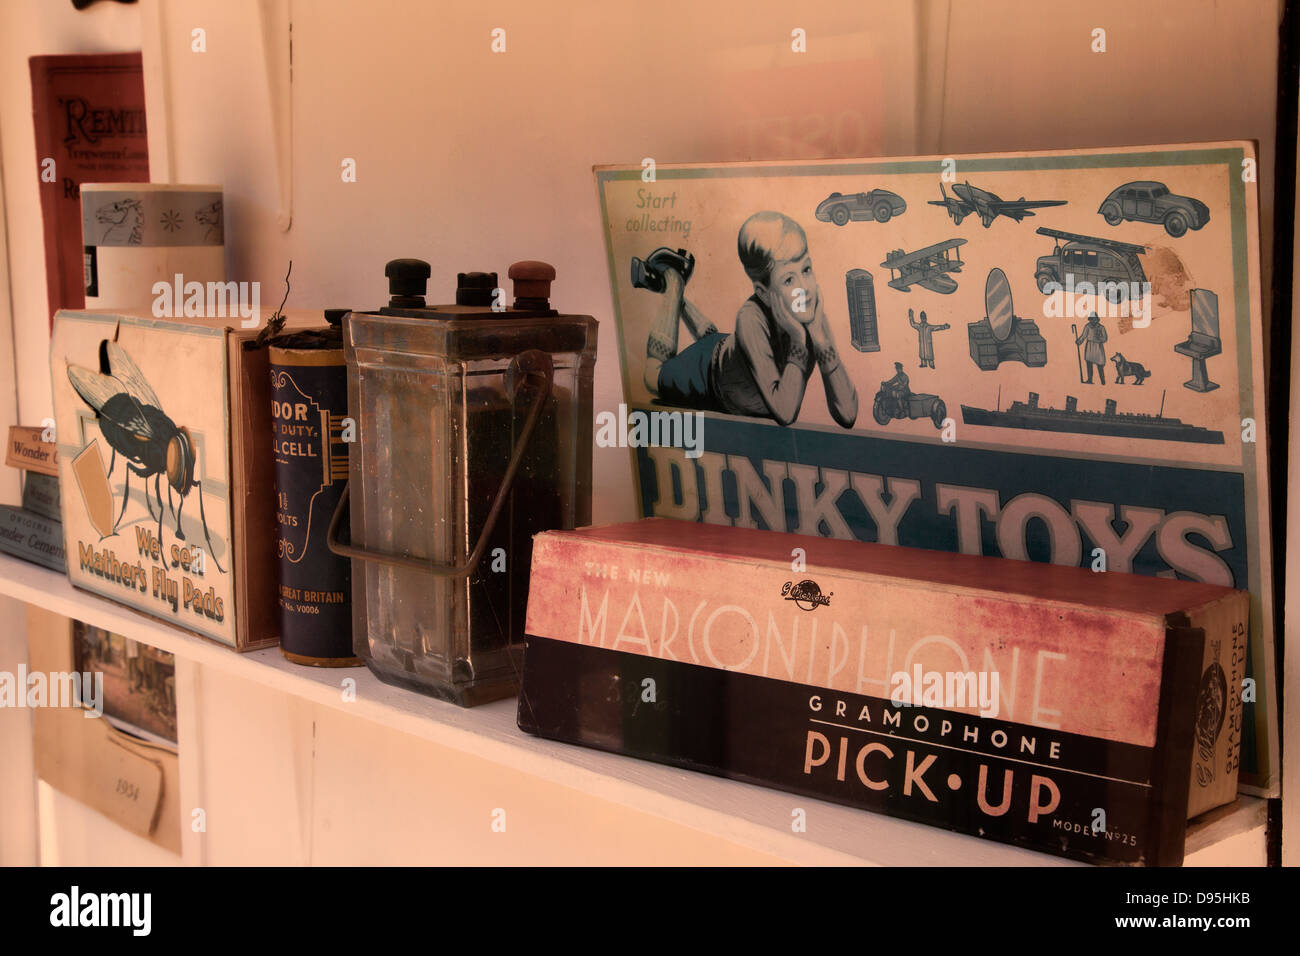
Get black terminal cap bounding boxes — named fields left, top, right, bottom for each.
left=385, top=258, right=431, bottom=308
left=456, top=271, right=498, bottom=307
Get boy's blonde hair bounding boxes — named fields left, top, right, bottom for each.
left=738, top=211, right=807, bottom=286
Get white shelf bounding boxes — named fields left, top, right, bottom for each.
left=0, top=553, right=1267, bottom=866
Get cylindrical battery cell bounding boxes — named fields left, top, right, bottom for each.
left=269, top=336, right=360, bottom=666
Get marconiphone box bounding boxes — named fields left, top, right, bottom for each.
left=49, top=309, right=289, bottom=650
left=519, top=519, right=1249, bottom=865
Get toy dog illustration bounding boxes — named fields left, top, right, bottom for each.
left=1110, top=352, right=1149, bottom=384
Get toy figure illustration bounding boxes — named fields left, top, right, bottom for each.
left=1073, top=312, right=1109, bottom=384
left=883, top=361, right=910, bottom=406
left=632, top=211, right=857, bottom=428
left=908, top=308, right=950, bottom=368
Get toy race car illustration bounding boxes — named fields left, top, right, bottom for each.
left=872, top=368, right=947, bottom=428
left=815, top=189, right=907, bottom=226
left=1097, top=181, right=1209, bottom=237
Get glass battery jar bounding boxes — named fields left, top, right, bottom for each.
left=328, top=259, right=597, bottom=705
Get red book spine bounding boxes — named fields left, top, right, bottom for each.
left=29, top=53, right=150, bottom=327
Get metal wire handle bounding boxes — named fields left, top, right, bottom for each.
left=326, top=354, right=554, bottom=578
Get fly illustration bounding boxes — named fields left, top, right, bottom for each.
left=67, top=341, right=225, bottom=572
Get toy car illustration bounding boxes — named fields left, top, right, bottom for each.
left=1098, top=181, right=1209, bottom=237
left=1034, top=227, right=1147, bottom=302
left=816, top=189, right=906, bottom=226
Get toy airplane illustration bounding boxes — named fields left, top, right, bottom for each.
left=881, top=238, right=967, bottom=294
left=930, top=181, right=1066, bottom=227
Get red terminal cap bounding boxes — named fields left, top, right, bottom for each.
left=508, top=260, right=556, bottom=309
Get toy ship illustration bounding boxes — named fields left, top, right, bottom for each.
left=960, top=388, right=1225, bottom=444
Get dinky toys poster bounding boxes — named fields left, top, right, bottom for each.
left=594, top=142, right=1276, bottom=793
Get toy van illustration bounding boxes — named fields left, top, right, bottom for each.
left=1033, top=227, right=1147, bottom=302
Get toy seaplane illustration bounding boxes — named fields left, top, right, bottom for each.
left=881, top=238, right=967, bottom=294
left=929, top=181, right=1066, bottom=228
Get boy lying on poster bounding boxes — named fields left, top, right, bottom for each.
left=631, top=211, right=857, bottom=428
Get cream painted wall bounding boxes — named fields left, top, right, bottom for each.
left=0, top=0, right=1289, bottom=865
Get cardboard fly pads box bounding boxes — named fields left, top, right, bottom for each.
left=520, top=519, right=1249, bottom=866
left=50, top=309, right=280, bottom=650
